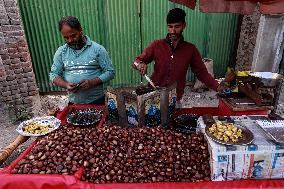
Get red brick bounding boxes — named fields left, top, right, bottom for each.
left=28, top=86, right=37, bottom=91
left=0, top=86, right=9, bottom=91
left=11, top=89, right=20, bottom=94
left=23, top=67, right=32, bottom=73
left=23, top=97, right=32, bottom=104
left=6, top=75, right=15, bottom=81
left=27, top=82, right=36, bottom=87
left=4, top=37, right=17, bottom=43
left=15, top=36, right=25, bottom=42
left=0, top=70, right=6, bottom=77
left=4, top=0, right=17, bottom=7
left=17, top=46, right=28, bottom=53
left=27, top=77, right=35, bottom=82
left=16, top=74, right=24, bottom=79
left=7, top=47, right=18, bottom=53
left=19, top=52, right=29, bottom=58
left=0, top=18, right=10, bottom=25
left=17, top=41, right=27, bottom=47
left=19, top=87, right=27, bottom=93
left=8, top=80, right=18, bottom=85
left=8, top=13, right=20, bottom=20
left=15, top=99, right=23, bottom=105
left=18, top=83, right=27, bottom=88
left=24, top=72, right=34, bottom=78
left=10, top=19, right=21, bottom=25
left=21, top=62, right=31, bottom=68
left=10, top=63, right=21, bottom=69
left=5, top=70, right=13, bottom=75
left=1, top=54, right=10, bottom=60
left=0, top=76, right=6, bottom=82
left=0, top=81, right=8, bottom=87
left=21, top=92, right=28, bottom=97
left=9, top=85, right=17, bottom=90
left=11, top=58, right=20, bottom=64
left=28, top=90, right=38, bottom=96
left=20, top=56, right=30, bottom=62
left=6, top=43, right=18, bottom=48
left=0, top=49, right=8, bottom=55
left=2, top=91, right=11, bottom=96
left=6, top=7, right=18, bottom=14
left=2, top=96, right=12, bottom=101
left=8, top=53, right=19, bottom=58
left=5, top=30, right=23, bottom=37
left=18, top=78, right=27, bottom=83
left=14, top=68, right=23, bottom=74
left=13, top=94, right=21, bottom=99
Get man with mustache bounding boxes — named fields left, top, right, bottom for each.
left=50, top=16, right=115, bottom=104
left=133, top=8, right=223, bottom=103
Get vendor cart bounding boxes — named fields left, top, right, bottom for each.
left=0, top=104, right=284, bottom=189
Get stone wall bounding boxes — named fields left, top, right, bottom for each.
left=0, top=0, right=39, bottom=112
left=235, top=7, right=261, bottom=71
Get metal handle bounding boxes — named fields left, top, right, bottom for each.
left=134, top=62, right=156, bottom=89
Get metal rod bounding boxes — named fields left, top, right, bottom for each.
left=272, top=79, right=283, bottom=114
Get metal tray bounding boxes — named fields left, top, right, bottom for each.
left=256, top=120, right=284, bottom=143
left=16, top=116, right=61, bottom=136
left=249, top=72, right=283, bottom=87
left=66, top=109, right=103, bottom=126
left=205, top=124, right=254, bottom=146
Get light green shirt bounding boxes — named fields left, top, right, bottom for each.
left=49, top=36, right=115, bottom=104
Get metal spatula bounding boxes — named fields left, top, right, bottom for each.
left=134, top=62, right=157, bottom=89
left=144, top=74, right=157, bottom=89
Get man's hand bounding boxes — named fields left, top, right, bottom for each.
left=66, top=83, right=79, bottom=92
left=79, top=79, right=94, bottom=90
left=79, top=78, right=103, bottom=91
left=133, top=62, right=147, bottom=75
left=216, top=84, right=223, bottom=92
left=53, top=77, right=79, bottom=92
left=217, top=83, right=231, bottom=95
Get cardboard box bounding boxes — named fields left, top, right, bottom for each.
left=106, top=85, right=176, bottom=127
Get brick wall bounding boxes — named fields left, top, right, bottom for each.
left=0, top=0, right=39, bottom=112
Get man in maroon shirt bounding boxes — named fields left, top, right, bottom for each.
left=133, top=8, right=222, bottom=101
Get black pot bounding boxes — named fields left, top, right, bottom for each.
left=135, top=86, right=155, bottom=95
left=173, top=114, right=199, bottom=134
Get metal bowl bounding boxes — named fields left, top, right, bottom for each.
left=249, top=72, right=284, bottom=87
left=205, top=124, right=254, bottom=146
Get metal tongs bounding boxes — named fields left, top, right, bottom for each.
left=134, top=62, right=157, bottom=89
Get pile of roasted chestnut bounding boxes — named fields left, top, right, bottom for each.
left=12, top=125, right=93, bottom=175
left=12, top=125, right=211, bottom=183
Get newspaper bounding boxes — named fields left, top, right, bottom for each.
left=198, top=116, right=283, bottom=180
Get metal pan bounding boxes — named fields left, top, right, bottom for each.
left=205, top=124, right=254, bottom=146
left=256, top=120, right=284, bottom=144
left=16, top=116, right=61, bottom=136
left=249, top=72, right=284, bottom=87
left=66, top=109, right=103, bottom=126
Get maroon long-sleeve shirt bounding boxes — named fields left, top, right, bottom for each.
left=135, top=35, right=219, bottom=100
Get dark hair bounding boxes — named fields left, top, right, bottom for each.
left=167, top=8, right=186, bottom=24
left=58, top=16, right=82, bottom=31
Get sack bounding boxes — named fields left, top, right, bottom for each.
left=193, top=58, right=214, bottom=90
